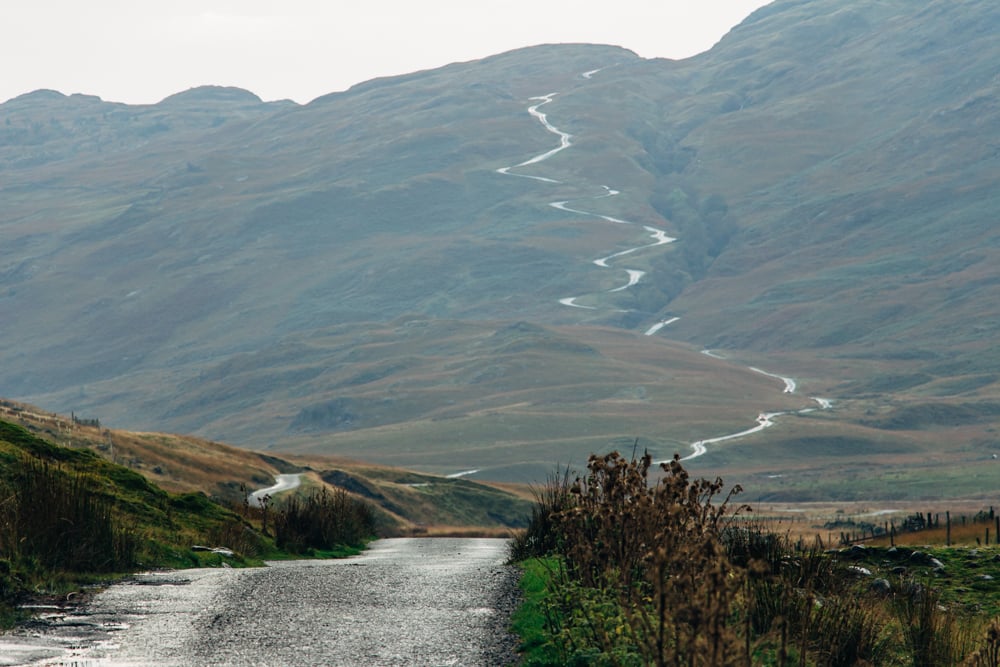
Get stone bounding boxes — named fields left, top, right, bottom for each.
left=870, top=578, right=892, bottom=595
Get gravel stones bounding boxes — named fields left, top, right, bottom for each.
left=0, top=538, right=521, bottom=666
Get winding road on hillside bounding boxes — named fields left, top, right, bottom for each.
left=248, top=473, right=302, bottom=507
left=669, top=352, right=832, bottom=461
left=497, top=70, right=833, bottom=461
left=496, top=94, right=676, bottom=312
left=0, top=538, right=519, bottom=667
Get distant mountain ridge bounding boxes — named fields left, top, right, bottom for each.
left=3, top=0, right=999, bottom=492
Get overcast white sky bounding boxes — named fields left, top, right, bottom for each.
left=3, top=1, right=770, bottom=105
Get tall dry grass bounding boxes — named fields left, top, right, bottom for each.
left=0, top=456, right=137, bottom=573
left=269, top=487, right=375, bottom=554
left=508, top=466, right=575, bottom=563
left=512, top=451, right=1000, bottom=666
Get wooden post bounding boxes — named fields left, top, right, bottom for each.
left=947, top=511, right=951, bottom=547
left=890, top=524, right=895, bottom=547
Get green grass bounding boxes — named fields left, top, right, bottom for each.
left=510, top=558, right=565, bottom=666
left=0, top=419, right=379, bottom=627
left=738, top=458, right=1000, bottom=503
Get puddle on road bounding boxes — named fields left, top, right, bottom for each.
left=0, top=611, right=137, bottom=667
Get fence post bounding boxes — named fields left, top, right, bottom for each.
left=946, top=511, right=951, bottom=547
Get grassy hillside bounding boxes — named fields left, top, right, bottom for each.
left=0, top=404, right=535, bottom=622
left=0, top=416, right=274, bottom=624
left=2, top=1, right=999, bottom=496
left=0, top=419, right=256, bottom=563
left=0, top=399, right=533, bottom=532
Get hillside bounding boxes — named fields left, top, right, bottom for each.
left=2, top=0, right=999, bottom=494
left=0, top=400, right=533, bottom=532
left=0, top=409, right=535, bottom=629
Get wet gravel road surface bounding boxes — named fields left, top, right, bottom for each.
left=0, top=537, right=521, bottom=666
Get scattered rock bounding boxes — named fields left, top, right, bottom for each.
left=887, top=546, right=913, bottom=559
left=870, top=578, right=892, bottom=595
left=192, top=546, right=235, bottom=557
left=909, top=550, right=939, bottom=566
left=846, top=545, right=868, bottom=559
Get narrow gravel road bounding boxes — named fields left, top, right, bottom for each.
left=0, top=538, right=521, bottom=667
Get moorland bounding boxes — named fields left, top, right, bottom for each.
left=2, top=0, right=999, bottom=501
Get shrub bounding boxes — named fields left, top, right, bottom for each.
left=508, top=466, right=575, bottom=562
left=520, top=451, right=748, bottom=666
left=513, top=451, right=1000, bottom=665
left=271, top=487, right=375, bottom=553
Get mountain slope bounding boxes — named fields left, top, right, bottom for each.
left=2, top=1, right=999, bottom=491
left=653, top=0, right=1000, bottom=365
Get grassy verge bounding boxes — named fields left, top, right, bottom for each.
left=510, top=558, right=564, bottom=666
left=508, top=451, right=1000, bottom=666
left=0, top=419, right=373, bottom=628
